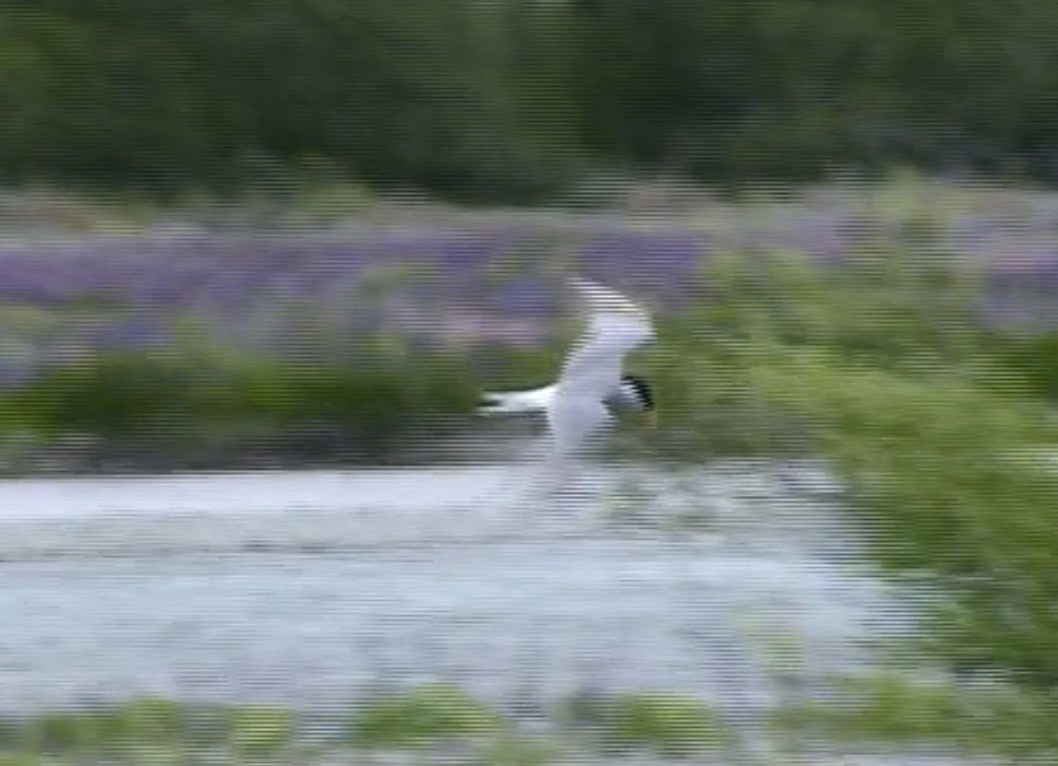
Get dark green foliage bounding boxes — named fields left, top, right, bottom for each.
left=0, top=0, right=581, bottom=202
left=4, top=0, right=1058, bottom=198
left=0, top=344, right=482, bottom=466
left=986, top=330, right=1058, bottom=401
left=10, top=354, right=196, bottom=438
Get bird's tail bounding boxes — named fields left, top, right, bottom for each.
left=476, top=386, right=553, bottom=415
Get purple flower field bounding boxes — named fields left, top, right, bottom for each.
left=1, top=177, right=1058, bottom=387
left=0, top=224, right=707, bottom=381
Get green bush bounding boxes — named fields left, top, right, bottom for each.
left=11, top=700, right=194, bottom=756
left=0, top=342, right=482, bottom=465
left=771, top=670, right=1058, bottom=758
left=351, top=684, right=507, bottom=748
left=224, top=705, right=297, bottom=756
left=558, top=692, right=730, bottom=757
left=0, top=699, right=303, bottom=761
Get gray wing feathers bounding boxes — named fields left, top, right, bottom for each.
left=557, top=280, right=654, bottom=399
left=547, top=280, right=653, bottom=460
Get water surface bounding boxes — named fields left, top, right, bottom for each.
left=0, top=461, right=904, bottom=718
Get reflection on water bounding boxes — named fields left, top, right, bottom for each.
left=0, top=461, right=906, bottom=717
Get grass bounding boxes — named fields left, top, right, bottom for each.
left=350, top=684, right=507, bottom=748
left=6, top=681, right=1052, bottom=764
left=770, top=669, right=1058, bottom=760
left=558, top=691, right=732, bottom=757
left=0, top=689, right=731, bottom=765
left=1, top=699, right=297, bottom=761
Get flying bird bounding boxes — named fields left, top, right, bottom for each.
left=478, top=279, right=656, bottom=482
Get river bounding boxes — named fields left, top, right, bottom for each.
left=0, top=459, right=905, bottom=721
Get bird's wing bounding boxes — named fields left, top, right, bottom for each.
left=555, top=279, right=655, bottom=400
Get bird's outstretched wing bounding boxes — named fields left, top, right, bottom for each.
left=556, top=279, right=655, bottom=400
left=546, top=279, right=654, bottom=462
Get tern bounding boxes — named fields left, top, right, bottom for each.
left=477, top=279, right=656, bottom=473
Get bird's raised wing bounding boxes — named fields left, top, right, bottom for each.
left=556, top=279, right=655, bottom=400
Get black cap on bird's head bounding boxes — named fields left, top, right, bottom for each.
left=620, top=374, right=655, bottom=412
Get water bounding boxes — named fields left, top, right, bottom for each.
left=0, top=460, right=905, bottom=717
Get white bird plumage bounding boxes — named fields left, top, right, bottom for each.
left=478, top=278, right=656, bottom=465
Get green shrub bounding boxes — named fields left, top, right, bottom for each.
left=351, top=684, right=507, bottom=748
left=0, top=342, right=482, bottom=465
left=12, top=699, right=191, bottom=756
left=558, top=692, right=730, bottom=757
left=225, top=705, right=297, bottom=756
left=771, top=670, right=1058, bottom=758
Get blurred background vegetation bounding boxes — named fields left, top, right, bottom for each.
left=3, top=0, right=1058, bottom=201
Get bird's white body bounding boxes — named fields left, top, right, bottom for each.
left=478, top=279, right=655, bottom=468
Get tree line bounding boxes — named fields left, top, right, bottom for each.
left=1, top=0, right=1055, bottom=202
